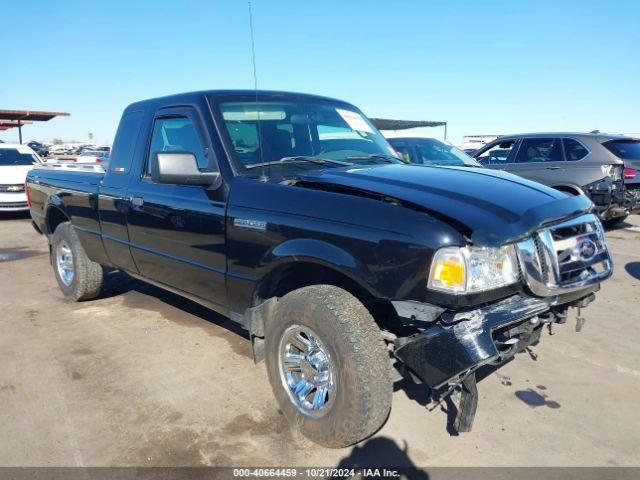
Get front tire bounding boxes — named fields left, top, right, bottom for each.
left=51, top=222, right=104, bottom=301
left=264, top=285, right=392, bottom=448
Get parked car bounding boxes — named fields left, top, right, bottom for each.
left=74, top=150, right=109, bottom=166
left=473, top=133, right=633, bottom=226
left=388, top=137, right=482, bottom=167
left=49, top=144, right=73, bottom=156
left=601, top=137, right=640, bottom=204
left=26, top=90, right=612, bottom=447
left=0, top=143, right=41, bottom=211
left=27, top=141, right=50, bottom=158
left=76, top=145, right=96, bottom=155
left=69, top=144, right=92, bottom=155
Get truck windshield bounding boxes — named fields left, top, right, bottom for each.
left=217, top=99, right=401, bottom=174
left=0, top=148, right=40, bottom=166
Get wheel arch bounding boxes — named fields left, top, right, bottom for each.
left=46, top=199, right=71, bottom=236
left=255, top=259, right=376, bottom=306
left=249, top=239, right=397, bottom=333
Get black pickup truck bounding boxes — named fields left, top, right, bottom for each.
left=26, top=90, right=612, bottom=448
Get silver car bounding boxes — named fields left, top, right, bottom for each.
left=474, top=133, right=634, bottom=226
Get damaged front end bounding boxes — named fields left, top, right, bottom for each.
left=391, top=213, right=612, bottom=432
left=394, top=295, right=551, bottom=390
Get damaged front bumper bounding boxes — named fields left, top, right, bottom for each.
left=394, top=293, right=571, bottom=389
left=392, top=291, right=596, bottom=432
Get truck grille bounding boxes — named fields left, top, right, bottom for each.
left=0, top=184, right=25, bottom=193
left=0, top=201, right=28, bottom=209
left=516, top=214, right=612, bottom=297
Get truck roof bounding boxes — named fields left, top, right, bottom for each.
left=124, top=90, right=354, bottom=113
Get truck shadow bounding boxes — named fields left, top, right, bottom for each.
left=336, top=437, right=429, bottom=477
left=0, top=211, right=31, bottom=221
left=514, top=388, right=561, bottom=409
left=100, top=270, right=249, bottom=354
left=605, top=219, right=633, bottom=231
left=625, top=262, right=640, bottom=280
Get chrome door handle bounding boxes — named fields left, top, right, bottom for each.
left=545, top=166, right=561, bottom=170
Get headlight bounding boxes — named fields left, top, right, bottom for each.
left=428, top=245, right=519, bottom=294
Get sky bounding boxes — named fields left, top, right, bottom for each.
left=1, top=0, right=639, bottom=146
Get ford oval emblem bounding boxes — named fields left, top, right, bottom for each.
left=577, top=239, right=597, bottom=261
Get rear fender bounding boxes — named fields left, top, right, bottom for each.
left=45, top=196, right=70, bottom=235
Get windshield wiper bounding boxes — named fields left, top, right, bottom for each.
left=245, top=156, right=353, bottom=170
left=346, top=154, right=399, bottom=163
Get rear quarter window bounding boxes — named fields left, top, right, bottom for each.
left=563, top=138, right=589, bottom=161
left=108, top=111, right=144, bottom=174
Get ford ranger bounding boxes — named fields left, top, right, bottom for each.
left=26, top=90, right=612, bottom=448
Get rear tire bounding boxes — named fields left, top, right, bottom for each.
left=264, top=285, right=392, bottom=448
left=51, top=222, right=104, bottom=301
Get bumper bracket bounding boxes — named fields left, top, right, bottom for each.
left=454, top=373, right=478, bottom=433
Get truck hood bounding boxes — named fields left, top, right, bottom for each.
left=0, top=165, right=33, bottom=185
left=296, top=164, right=593, bottom=247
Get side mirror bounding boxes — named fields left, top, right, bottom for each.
left=150, top=152, right=219, bottom=186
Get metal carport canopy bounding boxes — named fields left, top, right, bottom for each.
left=0, top=120, right=33, bottom=131
left=0, top=109, right=69, bottom=143
left=370, top=118, right=446, bottom=130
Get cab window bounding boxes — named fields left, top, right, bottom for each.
left=477, top=140, right=517, bottom=165
left=515, top=138, right=563, bottom=163
left=146, top=116, right=207, bottom=176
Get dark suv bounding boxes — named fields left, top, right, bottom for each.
left=473, top=133, right=634, bottom=226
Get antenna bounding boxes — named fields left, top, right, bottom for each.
left=247, top=0, right=268, bottom=181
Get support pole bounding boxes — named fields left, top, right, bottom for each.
left=18, top=120, right=23, bottom=144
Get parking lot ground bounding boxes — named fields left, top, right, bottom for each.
left=0, top=212, right=639, bottom=467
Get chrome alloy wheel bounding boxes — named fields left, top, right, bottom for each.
left=278, top=325, right=336, bottom=418
left=55, top=241, right=75, bottom=286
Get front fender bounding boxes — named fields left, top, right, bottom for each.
left=261, top=238, right=378, bottom=295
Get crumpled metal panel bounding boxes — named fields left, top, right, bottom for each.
left=394, top=295, right=550, bottom=388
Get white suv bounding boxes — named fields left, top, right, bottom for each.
left=0, top=144, right=42, bottom=211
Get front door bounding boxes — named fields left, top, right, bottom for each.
left=509, top=137, right=567, bottom=185
left=125, top=106, right=228, bottom=311
left=475, top=139, right=519, bottom=172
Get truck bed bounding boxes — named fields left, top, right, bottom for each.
left=26, top=164, right=108, bottom=265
